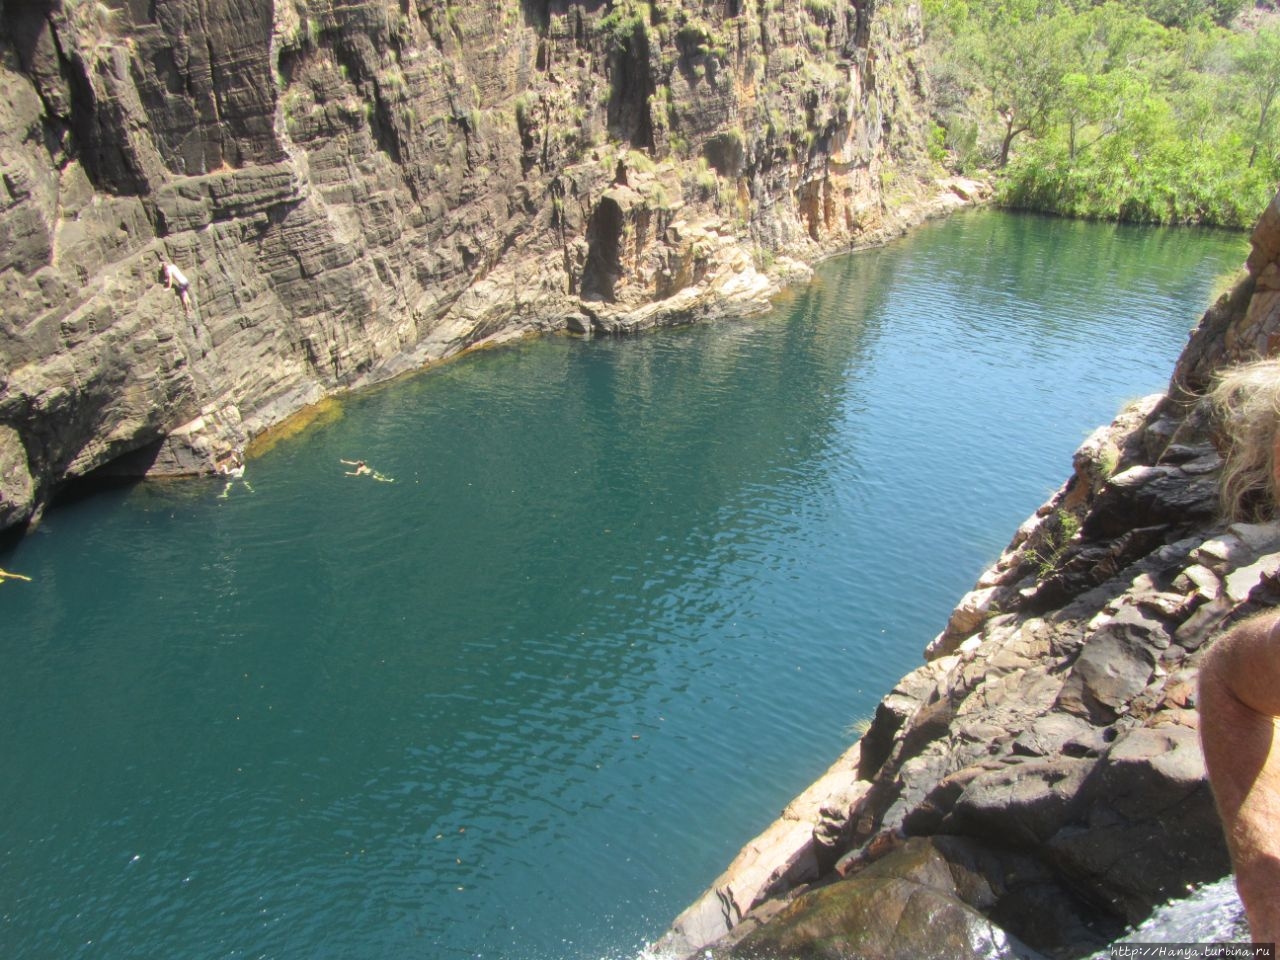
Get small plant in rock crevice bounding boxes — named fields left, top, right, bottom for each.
left=1028, top=509, right=1081, bottom=579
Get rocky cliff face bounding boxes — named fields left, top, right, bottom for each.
left=0, top=0, right=965, bottom=532
left=658, top=199, right=1280, bottom=959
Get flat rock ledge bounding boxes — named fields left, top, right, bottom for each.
left=573, top=176, right=988, bottom=338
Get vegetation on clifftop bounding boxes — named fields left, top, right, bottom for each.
left=924, top=0, right=1280, bottom=226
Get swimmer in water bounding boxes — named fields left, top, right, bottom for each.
left=341, top=458, right=372, bottom=476
left=216, top=450, right=253, bottom=498
left=341, top=458, right=393, bottom=482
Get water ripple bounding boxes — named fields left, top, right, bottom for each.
left=0, top=213, right=1247, bottom=960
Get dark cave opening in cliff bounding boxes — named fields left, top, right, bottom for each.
left=48, top=437, right=174, bottom=512
left=45, top=456, right=157, bottom=520
left=582, top=197, right=624, bottom=302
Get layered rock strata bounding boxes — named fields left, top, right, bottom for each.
left=657, top=197, right=1280, bottom=958
left=0, top=0, right=978, bottom=532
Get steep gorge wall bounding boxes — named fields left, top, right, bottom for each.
left=0, top=0, right=955, bottom=531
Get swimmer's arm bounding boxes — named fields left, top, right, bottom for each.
left=1199, top=609, right=1280, bottom=943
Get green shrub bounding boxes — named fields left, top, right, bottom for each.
left=600, top=5, right=647, bottom=51
left=927, top=122, right=948, bottom=163
left=924, top=0, right=1278, bottom=227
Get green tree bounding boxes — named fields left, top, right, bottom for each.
left=921, top=0, right=1277, bottom=225
left=1234, top=24, right=1280, bottom=168
left=971, top=12, right=1078, bottom=165
left=1057, top=69, right=1151, bottom=160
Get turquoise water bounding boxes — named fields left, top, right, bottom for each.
left=0, top=212, right=1246, bottom=959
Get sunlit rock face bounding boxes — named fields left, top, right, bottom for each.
left=0, top=0, right=964, bottom=531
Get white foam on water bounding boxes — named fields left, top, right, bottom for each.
left=1092, top=877, right=1249, bottom=957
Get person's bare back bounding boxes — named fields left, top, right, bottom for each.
left=1199, top=357, right=1280, bottom=943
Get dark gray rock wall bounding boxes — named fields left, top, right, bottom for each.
left=0, top=0, right=961, bottom=531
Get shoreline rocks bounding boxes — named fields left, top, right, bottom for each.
left=654, top=194, right=1280, bottom=959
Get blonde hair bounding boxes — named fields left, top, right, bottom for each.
left=1209, top=358, right=1280, bottom=521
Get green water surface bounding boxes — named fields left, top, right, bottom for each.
left=0, top=212, right=1247, bottom=959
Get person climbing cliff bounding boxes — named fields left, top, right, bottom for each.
left=1199, top=356, right=1280, bottom=945
left=162, top=261, right=192, bottom=314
